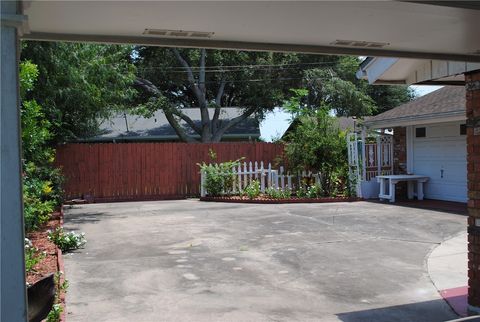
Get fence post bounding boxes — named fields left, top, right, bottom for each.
left=243, top=162, right=248, bottom=188
left=267, top=163, right=272, bottom=188
left=260, top=161, right=265, bottom=192
left=200, top=169, right=206, bottom=197
left=232, top=164, right=237, bottom=194
left=287, top=175, right=292, bottom=190
left=249, top=161, right=253, bottom=185
left=280, top=166, right=285, bottom=190
left=238, top=164, right=242, bottom=191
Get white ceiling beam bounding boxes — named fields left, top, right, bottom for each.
left=24, top=32, right=480, bottom=63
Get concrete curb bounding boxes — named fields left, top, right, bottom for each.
left=57, top=205, right=67, bottom=322
left=427, top=230, right=468, bottom=317
left=200, top=196, right=362, bottom=204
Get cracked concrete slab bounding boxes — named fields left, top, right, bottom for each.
left=63, top=200, right=466, bottom=322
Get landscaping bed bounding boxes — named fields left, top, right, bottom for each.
left=200, top=196, right=362, bottom=204
left=26, top=208, right=67, bottom=322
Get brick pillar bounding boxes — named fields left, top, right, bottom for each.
left=467, top=70, right=480, bottom=314
left=393, top=127, right=407, bottom=199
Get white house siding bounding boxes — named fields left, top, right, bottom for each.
left=411, top=121, right=467, bottom=202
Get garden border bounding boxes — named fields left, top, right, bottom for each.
left=200, top=196, right=362, bottom=204
left=57, top=205, right=66, bottom=322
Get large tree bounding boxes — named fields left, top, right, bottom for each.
left=134, top=50, right=413, bottom=143
left=296, top=56, right=414, bottom=116
left=133, top=47, right=310, bottom=142
left=21, top=41, right=137, bottom=143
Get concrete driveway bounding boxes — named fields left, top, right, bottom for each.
left=63, top=200, right=466, bottom=322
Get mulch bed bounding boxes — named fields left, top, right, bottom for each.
left=26, top=208, right=66, bottom=322
left=200, top=196, right=362, bottom=204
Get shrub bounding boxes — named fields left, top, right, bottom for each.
left=25, top=238, right=46, bottom=273
left=48, top=228, right=86, bottom=252
left=198, top=159, right=242, bottom=196
left=306, top=184, right=322, bottom=198
left=296, top=186, right=307, bottom=198
left=243, top=180, right=261, bottom=200
left=46, top=304, right=63, bottom=322
left=280, top=188, right=292, bottom=199
left=265, top=187, right=282, bottom=199
left=23, top=179, right=55, bottom=231
left=283, top=91, right=349, bottom=197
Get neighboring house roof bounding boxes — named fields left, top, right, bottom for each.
left=364, top=86, right=465, bottom=129
left=83, top=107, right=260, bottom=142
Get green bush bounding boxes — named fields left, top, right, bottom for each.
left=46, top=304, right=63, bottom=322
left=280, top=188, right=292, bottom=199
left=306, top=184, right=322, bottom=198
left=48, top=227, right=86, bottom=252
left=198, top=159, right=242, bottom=196
left=24, top=238, right=46, bottom=273
left=296, top=186, right=307, bottom=198
left=243, top=180, right=261, bottom=200
left=20, top=61, right=64, bottom=232
left=265, top=187, right=282, bottom=199
left=284, top=104, right=349, bottom=197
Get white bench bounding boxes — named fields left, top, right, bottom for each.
left=376, top=175, right=429, bottom=203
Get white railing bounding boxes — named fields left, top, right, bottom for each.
left=200, top=161, right=321, bottom=197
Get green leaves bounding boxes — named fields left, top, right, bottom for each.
left=302, top=66, right=376, bottom=117
left=198, top=158, right=242, bottom=196
left=19, top=60, right=39, bottom=98
left=21, top=41, right=137, bottom=142
left=47, top=227, right=86, bottom=252
left=284, top=104, right=348, bottom=196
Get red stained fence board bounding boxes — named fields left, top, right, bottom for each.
left=55, top=142, right=285, bottom=201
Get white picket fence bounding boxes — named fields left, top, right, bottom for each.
left=200, top=161, right=321, bottom=197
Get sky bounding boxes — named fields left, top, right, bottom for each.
left=259, top=85, right=443, bottom=142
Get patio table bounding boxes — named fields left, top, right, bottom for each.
left=376, top=175, right=429, bottom=203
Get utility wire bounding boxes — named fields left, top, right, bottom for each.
left=135, top=61, right=339, bottom=70
left=185, top=76, right=339, bottom=85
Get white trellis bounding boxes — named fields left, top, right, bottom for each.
left=200, top=161, right=321, bottom=197
left=347, top=130, right=394, bottom=198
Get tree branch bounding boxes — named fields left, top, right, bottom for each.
left=169, top=108, right=202, bottom=135
left=133, top=78, right=161, bottom=96
left=134, top=78, right=202, bottom=136
left=164, top=109, right=198, bottom=143
left=211, top=107, right=257, bottom=142
left=215, top=79, right=226, bottom=106
left=171, top=48, right=210, bottom=140
left=199, top=48, right=206, bottom=95
left=171, top=48, right=203, bottom=100
left=212, top=79, right=226, bottom=132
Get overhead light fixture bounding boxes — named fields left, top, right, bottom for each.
left=143, top=29, right=214, bottom=38
left=331, top=40, right=389, bottom=49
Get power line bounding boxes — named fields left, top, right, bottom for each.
left=137, top=65, right=335, bottom=74
left=136, top=61, right=339, bottom=71
left=186, top=76, right=339, bottom=85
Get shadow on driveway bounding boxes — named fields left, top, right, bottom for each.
left=337, top=298, right=460, bottom=322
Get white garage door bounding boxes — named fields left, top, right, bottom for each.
left=412, top=121, right=467, bottom=202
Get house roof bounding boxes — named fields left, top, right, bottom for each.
left=84, top=107, right=260, bottom=142
left=364, top=86, right=465, bottom=129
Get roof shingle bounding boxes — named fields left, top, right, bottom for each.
left=365, top=86, right=465, bottom=126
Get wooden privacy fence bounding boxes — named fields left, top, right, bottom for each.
left=200, top=161, right=321, bottom=197
left=55, top=142, right=284, bottom=201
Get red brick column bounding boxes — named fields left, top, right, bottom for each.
left=466, top=70, right=480, bottom=314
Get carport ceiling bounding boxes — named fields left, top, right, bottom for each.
left=23, top=1, right=480, bottom=62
